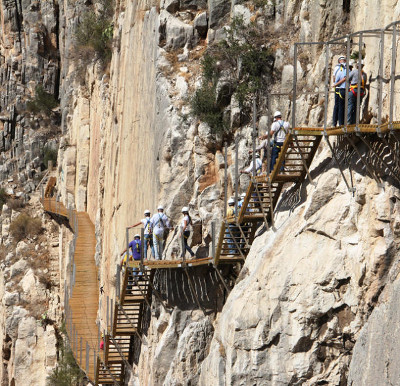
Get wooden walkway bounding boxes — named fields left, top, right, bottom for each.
left=41, top=195, right=98, bottom=382
left=215, top=132, right=321, bottom=264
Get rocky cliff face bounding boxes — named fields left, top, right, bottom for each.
left=1, top=0, right=400, bottom=384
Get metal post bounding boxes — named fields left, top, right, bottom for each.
left=110, top=298, right=114, bottom=332
left=292, top=44, right=298, bottom=129
left=389, top=26, right=397, bottom=129
left=106, top=296, right=109, bottom=332
left=116, top=264, right=121, bottom=299
left=126, top=227, right=129, bottom=265
left=140, top=228, right=144, bottom=272
left=377, top=30, right=384, bottom=134
left=86, top=342, right=89, bottom=374
left=355, top=33, right=363, bottom=132
left=323, top=43, right=330, bottom=135
left=234, top=136, right=239, bottom=220
left=344, top=35, right=351, bottom=131
left=224, top=142, right=228, bottom=218
left=80, top=337, right=82, bottom=365
left=252, top=98, right=257, bottom=176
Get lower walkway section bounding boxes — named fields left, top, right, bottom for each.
left=42, top=196, right=98, bottom=382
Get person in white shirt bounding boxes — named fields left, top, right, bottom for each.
left=150, top=205, right=171, bottom=260
left=260, top=111, right=289, bottom=172
left=240, top=152, right=262, bottom=176
left=129, top=209, right=154, bottom=259
left=179, top=206, right=195, bottom=258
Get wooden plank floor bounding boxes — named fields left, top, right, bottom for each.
left=42, top=196, right=98, bottom=381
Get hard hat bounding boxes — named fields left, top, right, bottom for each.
left=274, top=111, right=282, bottom=118
left=338, top=55, right=346, bottom=62
left=241, top=192, right=246, bottom=198
left=157, top=205, right=164, bottom=210
left=355, top=60, right=364, bottom=67
left=134, top=234, right=140, bottom=238
left=228, top=198, right=235, bottom=205
left=182, top=206, right=189, bottom=213
left=144, top=209, right=150, bottom=215
left=255, top=152, right=260, bottom=158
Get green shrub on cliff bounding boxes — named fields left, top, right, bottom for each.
left=27, top=86, right=59, bottom=115
left=75, top=0, right=114, bottom=63
left=46, top=339, right=84, bottom=386
left=190, top=16, right=274, bottom=134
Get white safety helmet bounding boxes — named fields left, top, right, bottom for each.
left=241, top=192, right=246, bottom=199
left=338, top=55, right=346, bottom=63
left=228, top=198, right=235, bottom=205
left=255, top=152, right=260, bottom=158
left=182, top=206, right=189, bottom=213
left=157, top=205, right=164, bottom=211
left=144, top=209, right=151, bottom=215
left=274, top=111, right=282, bottom=118
left=134, top=234, right=140, bottom=238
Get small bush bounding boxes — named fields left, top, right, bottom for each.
left=43, top=146, right=58, bottom=169
left=10, top=213, right=43, bottom=242
left=0, top=188, right=8, bottom=209
left=47, top=339, right=85, bottom=386
left=75, top=0, right=114, bottom=63
left=27, top=86, right=59, bottom=116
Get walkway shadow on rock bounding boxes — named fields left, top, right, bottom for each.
left=276, top=133, right=400, bottom=215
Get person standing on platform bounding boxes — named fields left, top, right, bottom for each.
left=347, top=61, right=367, bottom=124
left=259, top=111, right=289, bottom=172
left=240, top=152, right=262, bottom=176
left=332, top=56, right=348, bottom=127
left=179, top=207, right=195, bottom=258
left=151, top=205, right=171, bottom=260
left=129, top=210, right=154, bottom=259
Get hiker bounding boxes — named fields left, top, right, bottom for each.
left=225, top=198, right=239, bottom=255
left=240, top=152, right=262, bottom=175
left=150, top=205, right=171, bottom=260
left=332, top=55, right=348, bottom=126
left=237, top=192, right=246, bottom=209
left=259, top=111, right=289, bottom=172
left=120, top=234, right=142, bottom=275
left=179, top=206, right=195, bottom=258
left=129, top=210, right=155, bottom=259
left=347, top=61, right=367, bottom=124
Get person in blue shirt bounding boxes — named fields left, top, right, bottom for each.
left=129, top=234, right=142, bottom=261
left=332, top=56, right=348, bottom=126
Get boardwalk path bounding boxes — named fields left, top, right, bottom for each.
left=42, top=197, right=98, bottom=381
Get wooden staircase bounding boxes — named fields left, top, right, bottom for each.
left=96, top=269, right=153, bottom=385
left=215, top=133, right=321, bottom=264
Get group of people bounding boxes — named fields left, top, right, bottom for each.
left=332, top=55, right=367, bottom=126
left=240, top=111, right=290, bottom=176
left=120, top=205, right=195, bottom=267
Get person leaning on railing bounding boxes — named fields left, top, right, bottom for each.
left=347, top=61, right=367, bottom=125
left=129, top=210, right=155, bottom=259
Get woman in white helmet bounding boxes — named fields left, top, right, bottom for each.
left=180, top=207, right=195, bottom=258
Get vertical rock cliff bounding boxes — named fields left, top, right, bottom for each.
left=0, top=0, right=400, bottom=384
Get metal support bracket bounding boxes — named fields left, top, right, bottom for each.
left=324, top=135, right=355, bottom=193
left=184, top=267, right=206, bottom=315
left=345, top=135, right=381, bottom=185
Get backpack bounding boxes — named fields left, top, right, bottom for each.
left=274, top=120, right=287, bottom=142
